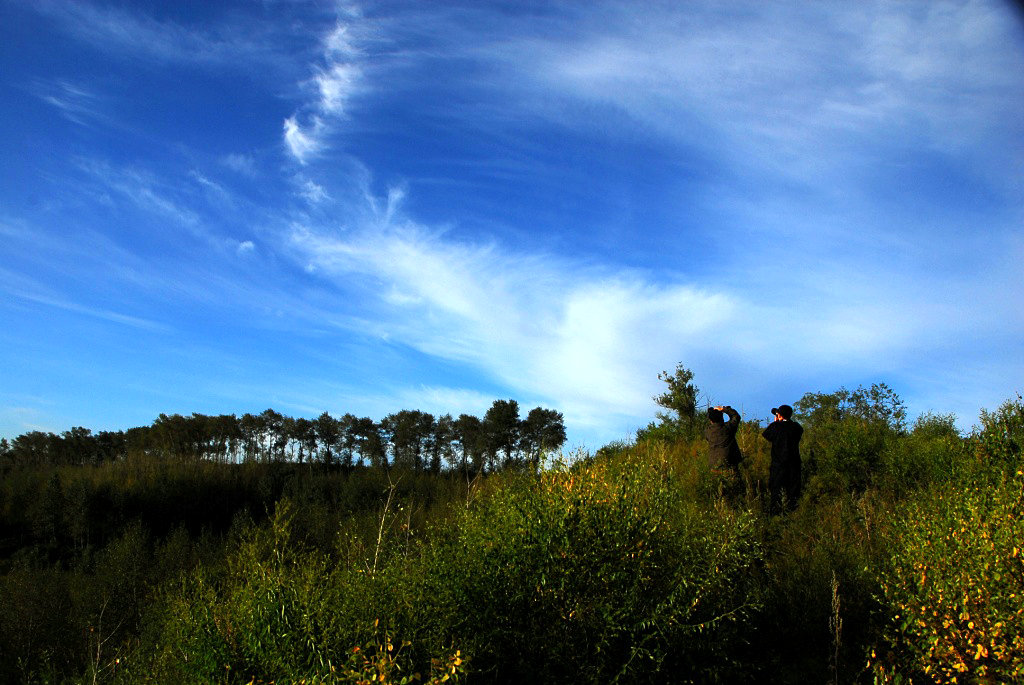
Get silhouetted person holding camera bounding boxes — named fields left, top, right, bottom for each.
left=762, top=404, right=803, bottom=513
left=705, top=405, right=742, bottom=476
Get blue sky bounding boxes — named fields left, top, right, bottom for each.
left=2, top=0, right=1022, bottom=450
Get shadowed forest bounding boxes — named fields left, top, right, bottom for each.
left=0, top=371, right=1021, bottom=684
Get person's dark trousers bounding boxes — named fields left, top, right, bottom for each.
left=769, top=463, right=800, bottom=514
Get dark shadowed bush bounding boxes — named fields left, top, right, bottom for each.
left=120, top=499, right=465, bottom=685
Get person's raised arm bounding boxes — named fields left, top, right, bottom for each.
left=723, top=405, right=740, bottom=428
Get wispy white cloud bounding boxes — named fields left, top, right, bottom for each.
left=324, top=22, right=359, bottom=57
left=283, top=116, right=322, bottom=165
left=359, top=1, right=1022, bottom=203
left=189, top=170, right=239, bottom=212
left=390, top=385, right=498, bottom=421
left=287, top=202, right=743, bottom=435
left=0, top=405, right=60, bottom=436
left=74, top=159, right=201, bottom=228
left=282, top=18, right=365, bottom=163
left=221, top=153, right=257, bottom=178
left=283, top=161, right=1022, bottom=443
left=32, top=0, right=292, bottom=71
left=34, top=79, right=107, bottom=126
left=0, top=271, right=171, bottom=333
left=297, top=177, right=330, bottom=204
left=72, top=160, right=260, bottom=254
left=510, top=2, right=1024, bottom=192
left=316, top=63, right=360, bottom=115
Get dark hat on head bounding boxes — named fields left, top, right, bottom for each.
left=707, top=407, right=724, bottom=423
left=771, top=405, right=793, bottom=419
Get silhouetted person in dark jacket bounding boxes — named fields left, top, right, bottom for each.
left=705, top=405, right=742, bottom=475
left=762, top=404, right=803, bottom=514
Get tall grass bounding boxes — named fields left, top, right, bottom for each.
left=118, top=446, right=760, bottom=683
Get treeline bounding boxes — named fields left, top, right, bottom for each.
left=0, top=399, right=566, bottom=474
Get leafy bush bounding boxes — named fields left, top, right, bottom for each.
left=121, top=446, right=761, bottom=684
left=871, top=397, right=1024, bottom=683
left=8, top=383, right=1024, bottom=684
left=797, top=384, right=908, bottom=495
left=417, top=445, right=761, bottom=683
left=973, top=394, right=1024, bottom=481
left=877, top=412, right=964, bottom=496
left=871, top=475, right=1024, bottom=683
left=0, top=566, right=77, bottom=683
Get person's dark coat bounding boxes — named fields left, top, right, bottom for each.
left=762, top=419, right=803, bottom=511
left=704, top=406, right=742, bottom=471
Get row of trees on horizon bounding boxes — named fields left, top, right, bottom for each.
left=0, top=400, right=567, bottom=474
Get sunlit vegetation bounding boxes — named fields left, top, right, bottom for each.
left=0, top=379, right=1021, bottom=683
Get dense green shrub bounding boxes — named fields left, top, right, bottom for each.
left=877, top=413, right=963, bottom=496
left=749, top=494, right=884, bottom=684
left=5, top=387, right=1024, bottom=684
left=871, top=397, right=1024, bottom=683
left=0, top=566, right=77, bottom=683
left=797, top=384, right=908, bottom=496
left=972, top=394, right=1024, bottom=481
left=415, top=445, right=761, bottom=683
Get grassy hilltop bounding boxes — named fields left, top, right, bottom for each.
left=1, top=386, right=1022, bottom=684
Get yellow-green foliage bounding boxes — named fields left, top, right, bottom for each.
left=418, top=444, right=761, bottom=683
left=871, top=398, right=1024, bottom=683
left=871, top=473, right=1024, bottom=683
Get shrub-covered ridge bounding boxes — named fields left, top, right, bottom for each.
left=1, top=384, right=1022, bottom=683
